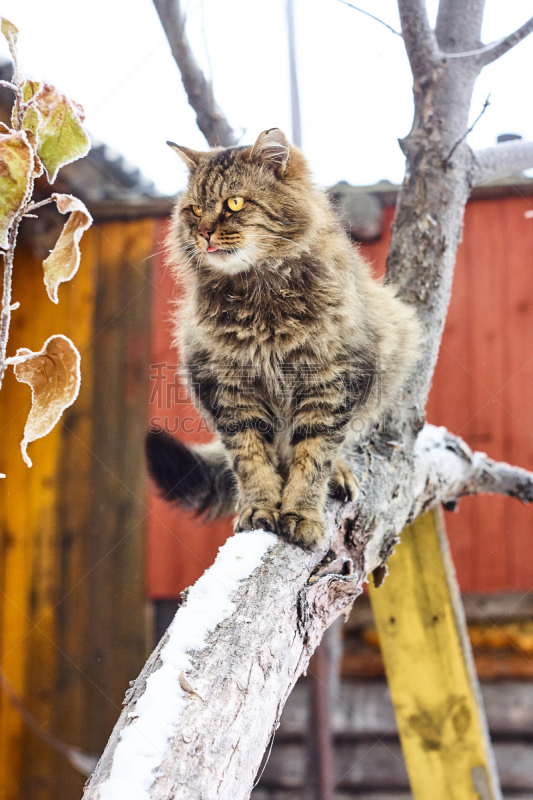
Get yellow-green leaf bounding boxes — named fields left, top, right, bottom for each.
left=43, top=193, right=93, bottom=303
left=17, top=82, right=90, bottom=183
left=13, top=335, right=81, bottom=467
left=1, top=17, right=18, bottom=49
left=0, top=130, right=33, bottom=249
left=12, top=79, right=41, bottom=132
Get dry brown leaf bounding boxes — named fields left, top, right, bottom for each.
left=13, top=334, right=81, bottom=467
left=43, top=193, right=92, bottom=303
left=178, top=671, right=204, bottom=702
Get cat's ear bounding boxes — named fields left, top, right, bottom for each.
left=251, top=128, right=290, bottom=176
left=167, top=141, right=207, bottom=171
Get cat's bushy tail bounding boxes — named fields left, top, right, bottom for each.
left=145, top=430, right=237, bottom=518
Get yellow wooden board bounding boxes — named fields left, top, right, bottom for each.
left=369, top=509, right=501, bottom=800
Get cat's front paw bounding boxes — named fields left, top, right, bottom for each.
left=329, top=458, right=358, bottom=502
left=279, top=508, right=324, bottom=549
left=235, top=505, right=279, bottom=534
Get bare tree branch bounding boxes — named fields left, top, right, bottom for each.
left=397, top=0, right=441, bottom=77
left=435, top=0, right=485, bottom=54
left=335, top=0, right=402, bottom=38
left=83, top=2, right=533, bottom=798
left=152, top=0, right=237, bottom=147
left=445, top=94, right=490, bottom=163
left=412, top=425, right=533, bottom=518
left=472, top=140, right=533, bottom=186
left=477, top=15, right=533, bottom=66
left=83, top=421, right=532, bottom=800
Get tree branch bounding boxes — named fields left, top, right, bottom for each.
left=477, top=15, right=533, bottom=66
left=412, top=424, right=533, bottom=518
left=83, top=422, right=532, bottom=800
left=84, top=3, right=533, bottom=798
left=151, top=0, right=237, bottom=147
left=397, top=0, right=441, bottom=77
left=472, top=140, right=533, bottom=186
left=335, top=0, right=402, bottom=38
left=435, top=0, right=485, bottom=54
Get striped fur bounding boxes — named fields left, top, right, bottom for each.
left=146, top=129, right=421, bottom=548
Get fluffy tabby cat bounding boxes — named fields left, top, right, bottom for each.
left=146, top=128, right=420, bottom=548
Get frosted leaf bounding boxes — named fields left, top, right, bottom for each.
left=43, top=193, right=92, bottom=303
left=12, top=81, right=42, bottom=143
left=0, top=18, right=18, bottom=49
left=13, top=335, right=81, bottom=467
left=25, top=130, right=44, bottom=178
left=0, top=130, right=33, bottom=249
left=16, top=81, right=90, bottom=183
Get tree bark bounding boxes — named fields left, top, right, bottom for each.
left=472, top=140, right=533, bottom=186
left=151, top=0, right=237, bottom=147
left=83, top=1, right=533, bottom=798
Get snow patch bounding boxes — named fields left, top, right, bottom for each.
left=99, top=530, right=277, bottom=800
left=414, top=424, right=472, bottom=499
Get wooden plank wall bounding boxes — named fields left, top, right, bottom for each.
left=0, top=218, right=154, bottom=800
left=147, top=192, right=533, bottom=597
left=146, top=219, right=233, bottom=598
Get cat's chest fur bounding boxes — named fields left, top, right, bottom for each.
left=190, top=258, right=342, bottom=364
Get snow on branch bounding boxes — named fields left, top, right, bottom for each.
left=472, top=140, right=533, bottom=186
left=151, top=0, right=237, bottom=148
left=83, top=2, right=533, bottom=798
left=412, top=424, right=533, bottom=518
left=83, top=424, right=533, bottom=800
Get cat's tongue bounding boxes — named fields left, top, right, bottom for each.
left=207, top=245, right=218, bottom=252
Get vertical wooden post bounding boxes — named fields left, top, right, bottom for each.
left=369, top=508, right=502, bottom=800
left=306, top=621, right=342, bottom=799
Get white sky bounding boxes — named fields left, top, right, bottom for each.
left=1, top=1, right=532, bottom=195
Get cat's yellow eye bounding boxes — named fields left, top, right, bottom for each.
left=227, top=196, right=245, bottom=212
left=191, top=204, right=202, bottom=217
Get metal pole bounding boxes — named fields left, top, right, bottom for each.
left=286, top=0, right=302, bottom=148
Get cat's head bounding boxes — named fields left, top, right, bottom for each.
left=169, top=129, right=318, bottom=275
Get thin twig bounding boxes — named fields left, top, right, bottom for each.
left=442, top=38, right=508, bottom=60
left=0, top=223, right=18, bottom=391
left=335, top=0, right=402, bottom=37
left=0, top=666, right=98, bottom=777
left=445, top=94, right=490, bottom=164
left=252, top=729, right=276, bottom=789
left=0, top=79, right=17, bottom=92
left=23, top=196, right=54, bottom=214
left=5, top=30, right=25, bottom=131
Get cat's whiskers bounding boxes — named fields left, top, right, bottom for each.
left=253, top=231, right=298, bottom=247
left=245, top=242, right=289, bottom=286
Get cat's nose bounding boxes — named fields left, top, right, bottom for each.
left=198, top=225, right=213, bottom=241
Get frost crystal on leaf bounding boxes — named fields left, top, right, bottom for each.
left=13, top=335, right=81, bottom=467
left=0, top=130, right=33, bottom=249
left=17, top=81, right=90, bottom=183
left=43, top=193, right=93, bottom=303
left=0, top=17, right=18, bottom=49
